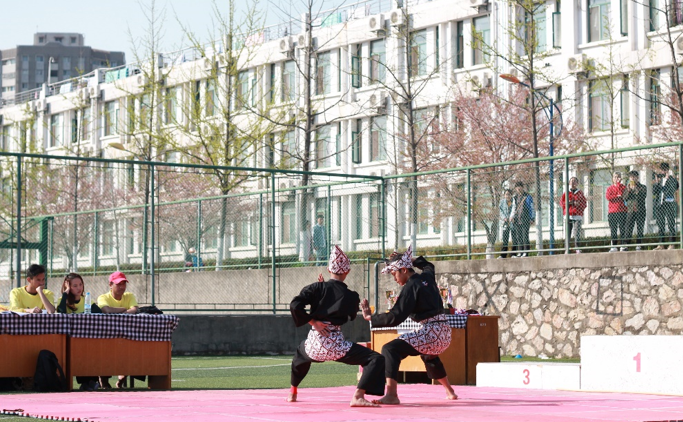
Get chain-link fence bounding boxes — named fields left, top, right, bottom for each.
left=0, top=153, right=385, bottom=310
left=2, top=143, right=682, bottom=311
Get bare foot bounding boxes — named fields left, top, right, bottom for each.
left=350, top=397, right=380, bottom=407
left=287, top=393, right=297, bottom=402
left=446, top=390, right=458, bottom=400
left=372, top=395, right=400, bottom=405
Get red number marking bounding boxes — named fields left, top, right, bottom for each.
left=633, top=352, right=641, bottom=373
left=523, top=369, right=530, bottom=385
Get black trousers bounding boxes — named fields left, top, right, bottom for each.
left=608, top=212, right=626, bottom=245
left=512, top=221, right=530, bottom=254
left=656, top=203, right=678, bottom=243
left=500, top=224, right=513, bottom=257
left=624, top=212, right=645, bottom=245
left=290, top=341, right=385, bottom=396
left=381, top=338, right=447, bottom=381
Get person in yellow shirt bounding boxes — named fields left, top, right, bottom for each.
left=97, top=271, right=138, bottom=314
left=9, top=264, right=55, bottom=313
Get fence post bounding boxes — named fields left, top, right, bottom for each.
left=196, top=200, right=202, bottom=271
left=327, top=184, right=332, bottom=252
left=466, top=168, right=471, bottom=260
left=381, top=180, right=386, bottom=260
left=15, top=156, right=22, bottom=288
left=150, top=164, right=156, bottom=306
left=564, top=157, right=570, bottom=254
left=93, top=212, right=98, bottom=277
left=258, top=193, right=263, bottom=269
left=271, top=172, right=277, bottom=314
left=679, top=143, right=683, bottom=249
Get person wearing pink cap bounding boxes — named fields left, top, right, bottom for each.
left=97, top=271, right=139, bottom=315
left=287, top=245, right=385, bottom=407
left=360, top=246, right=457, bottom=404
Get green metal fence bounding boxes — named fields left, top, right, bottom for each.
left=1, top=142, right=682, bottom=312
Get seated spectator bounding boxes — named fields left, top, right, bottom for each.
left=97, top=271, right=139, bottom=389
left=9, top=264, right=55, bottom=314
left=97, top=271, right=138, bottom=315
left=57, top=273, right=101, bottom=314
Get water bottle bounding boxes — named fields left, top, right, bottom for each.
left=84, top=292, right=91, bottom=314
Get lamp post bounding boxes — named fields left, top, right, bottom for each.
left=500, top=73, right=563, bottom=254
left=46, top=57, right=55, bottom=90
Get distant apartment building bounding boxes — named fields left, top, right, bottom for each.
left=0, top=33, right=125, bottom=103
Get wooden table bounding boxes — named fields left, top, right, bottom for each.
left=0, top=334, right=67, bottom=378
left=371, top=315, right=499, bottom=385
left=66, top=337, right=172, bottom=391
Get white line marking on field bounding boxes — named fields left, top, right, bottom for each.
left=173, top=363, right=290, bottom=371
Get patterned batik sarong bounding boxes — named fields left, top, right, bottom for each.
left=398, top=314, right=451, bottom=355
left=304, top=324, right=353, bottom=362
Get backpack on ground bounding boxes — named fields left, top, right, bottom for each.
left=33, top=349, right=67, bottom=392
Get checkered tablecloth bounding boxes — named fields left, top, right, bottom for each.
left=0, top=313, right=69, bottom=335
left=371, top=313, right=468, bottom=332
left=68, top=314, right=179, bottom=341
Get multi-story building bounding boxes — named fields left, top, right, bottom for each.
left=0, top=0, right=680, bottom=270
left=0, top=33, right=125, bottom=104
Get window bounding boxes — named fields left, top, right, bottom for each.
left=589, top=79, right=611, bottom=132
left=370, top=39, right=386, bottom=84
left=589, top=169, right=611, bottom=222
left=206, top=79, right=217, bottom=116
left=352, top=119, right=362, bottom=164
left=553, top=2, right=562, bottom=48
left=650, top=69, right=661, bottom=125
left=473, top=16, right=490, bottom=65
left=369, top=194, right=380, bottom=238
left=102, top=220, right=115, bottom=256
left=55, top=37, right=63, bottom=43
left=0, top=126, right=9, bottom=151
left=165, top=87, right=177, bottom=124
left=355, top=195, right=363, bottom=240
left=315, top=125, right=333, bottom=168
left=36, top=56, right=44, bottom=64
left=104, top=101, right=117, bottom=136
left=234, top=218, right=256, bottom=247
left=192, top=80, right=201, bottom=125
left=63, top=57, right=71, bottom=69
left=589, top=0, right=611, bottom=41
left=140, top=94, right=150, bottom=132
left=620, top=75, right=629, bottom=129
left=282, top=60, right=296, bottom=102
left=455, top=21, right=464, bottom=69
left=351, top=47, right=362, bottom=89
left=650, top=0, right=661, bottom=30
left=71, top=113, right=79, bottom=143
left=435, top=26, right=440, bottom=69
left=620, top=0, right=628, bottom=35
left=50, top=114, right=62, bottom=147
left=316, top=52, right=331, bottom=95
left=410, top=29, right=427, bottom=76
left=281, top=201, right=296, bottom=243
left=281, top=130, right=296, bottom=168
left=526, top=5, right=547, bottom=53
left=370, top=115, right=387, bottom=161
left=236, top=71, right=249, bottom=109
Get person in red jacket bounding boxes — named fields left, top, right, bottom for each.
left=605, top=171, right=628, bottom=252
left=560, top=177, right=587, bottom=253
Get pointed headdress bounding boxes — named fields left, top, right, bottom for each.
left=381, top=245, right=413, bottom=274
left=328, top=245, right=351, bottom=274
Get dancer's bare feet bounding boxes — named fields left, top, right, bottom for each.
left=436, top=376, right=458, bottom=400
left=372, top=395, right=400, bottom=405
left=445, top=389, right=458, bottom=400
left=286, top=392, right=297, bottom=402
left=350, top=397, right=379, bottom=407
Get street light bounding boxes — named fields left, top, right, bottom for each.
left=46, top=57, right=56, bottom=91
left=500, top=73, right=563, bottom=254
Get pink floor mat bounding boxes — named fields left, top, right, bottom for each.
left=3, top=385, right=683, bottom=422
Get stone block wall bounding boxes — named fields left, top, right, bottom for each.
left=427, top=251, right=683, bottom=358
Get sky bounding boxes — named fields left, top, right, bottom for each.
left=0, top=0, right=346, bottom=64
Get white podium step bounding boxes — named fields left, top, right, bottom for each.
left=581, top=335, right=683, bottom=395
left=476, top=362, right=581, bottom=390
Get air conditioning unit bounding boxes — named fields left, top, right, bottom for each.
left=369, top=14, right=385, bottom=33
left=280, top=36, right=293, bottom=54
left=567, top=54, right=587, bottom=74
left=297, top=33, right=310, bottom=49
left=389, top=10, right=405, bottom=27
left=470, top=74, right=481, bottom=88
left=204, top=57, right=216, bottom=71
left=482, top=72, right=492, bottom=88
left=136, top=74, right=147, bottom=86
left=675, top=37, right=683, bottom=54
left=79, top=88, right=88, bottom=100
left=369, top=90, right=387, bottom=114
left=470, top=0, right=489, bottom=7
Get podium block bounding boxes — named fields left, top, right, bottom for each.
left=477, top=362, right=580, bottom=390
left=581, top=335, right=683, bottom=395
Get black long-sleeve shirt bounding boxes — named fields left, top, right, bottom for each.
left=290, top=279, right=360, bottom=327
left=371, top=256, right=444, bottom=328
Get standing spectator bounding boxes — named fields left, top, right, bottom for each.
left=653, top=162, right=680, bottom=250
left=560, top=177, right=587, bottom=253
left=187, top=247, right=203, bottom=270
left=9, top=264, right=55, bottom=314
left=623, top=170, right=647, bottom=250
left=498, top=189, right=514, bottom=258
left=511, top=182, right=535, bottom=257
left=606, top=171, right=627, bottom=252
left=299, top=220, right=314, bottom=263
left=313, top=215, right=328, bottom=266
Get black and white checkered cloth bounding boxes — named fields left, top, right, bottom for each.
left=68, top=314, right=179, bottom=341
left=0, top=313, right=69, bottom=335
left=370, top=313, right=468, bottom=331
